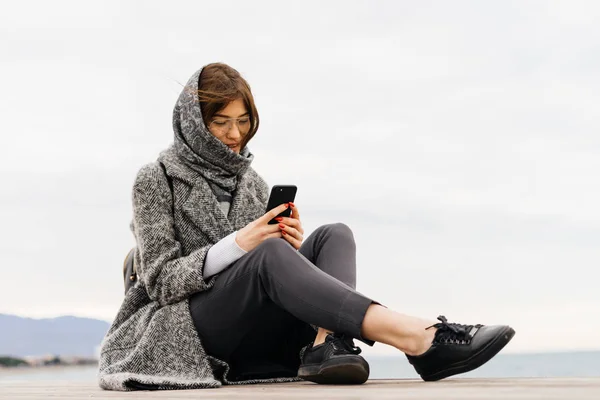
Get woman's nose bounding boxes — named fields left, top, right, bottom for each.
left=227, top=123, right=241, bottom=139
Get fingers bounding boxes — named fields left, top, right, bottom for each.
left=263, top=223, right=283, bottom=235
left=279, top=224, right=303, bottom=244
left=260, top=203, right=289, bottom=224
left=275, top=216, right=304, bottom=235
left=264, top=231, right=284, bottom=240
left=289, top=202, right=300, bottom=220
left=280, top=227, right=302, bottom=250
left=275, top=216, right=300, bottom=228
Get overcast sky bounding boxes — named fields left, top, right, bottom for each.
left=1, top=0, right=599, bottom=356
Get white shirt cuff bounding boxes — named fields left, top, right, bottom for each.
left=203, top=231, right=247, bottom=279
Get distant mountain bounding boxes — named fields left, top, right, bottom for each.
left=0, top=314, right=110, bottom=358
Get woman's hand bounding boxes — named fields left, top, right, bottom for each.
left=276, top=202, right=304, bottom=250
left=235, top=203, right=289, bottom=252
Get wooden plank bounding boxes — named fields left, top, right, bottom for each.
left=1, top=378, right=600, bottom=399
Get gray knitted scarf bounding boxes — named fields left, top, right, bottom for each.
left=157, top=66, right=254, bottom=194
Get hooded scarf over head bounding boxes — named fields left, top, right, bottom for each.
left=157, top=66, right=254, bottom=193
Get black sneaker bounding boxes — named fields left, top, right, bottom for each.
left=298, top=333, right=370, bottom=385
left=406, top=315, right=515, bottom=381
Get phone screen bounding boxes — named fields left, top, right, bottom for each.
left=265, top=185, right=297, bottom=224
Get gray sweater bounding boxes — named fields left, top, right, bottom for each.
left=203, top=184, right=247, bottom=279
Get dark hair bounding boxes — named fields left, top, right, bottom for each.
left=197, top=63, right=259, bottom=151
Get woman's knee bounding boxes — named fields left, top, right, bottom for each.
left=317, top=222, right=355, bottom=243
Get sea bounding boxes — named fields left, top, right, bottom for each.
left=1, top=351, right=599, bottom=382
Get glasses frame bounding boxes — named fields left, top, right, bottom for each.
left=208, top=116, right=251, bottom=136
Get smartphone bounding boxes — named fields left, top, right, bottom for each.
left=265, top=185, right=297, bottom=224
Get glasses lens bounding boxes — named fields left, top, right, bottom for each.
left=210, top=119, right=230, bottom=134
left=210, top=118, right=251, bottom=135
left=237, top=117, right=251, bottom=134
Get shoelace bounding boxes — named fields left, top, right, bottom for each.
left=328, top=333, right=362, bottom=355
left=426, top=315, right=483, bottom=345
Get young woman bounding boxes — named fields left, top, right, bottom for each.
left=98, top=63, right=515, bottom=391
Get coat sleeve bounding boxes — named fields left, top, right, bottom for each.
left=131, top=163, right=215, bottom=306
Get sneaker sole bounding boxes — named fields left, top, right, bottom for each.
left=421, top=326, right=516, bottom=381
left=298, top=356, right=370, bottom=385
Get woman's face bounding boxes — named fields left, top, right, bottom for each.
left=207, top=98, right=250, bottom=154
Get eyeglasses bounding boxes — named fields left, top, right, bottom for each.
left=209, top=116, right=251, bottom=136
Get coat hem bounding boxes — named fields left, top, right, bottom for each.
left=99, top=372, right=222, bottom=391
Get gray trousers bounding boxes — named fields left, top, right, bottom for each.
left=189, top=223, right=379, bottom=376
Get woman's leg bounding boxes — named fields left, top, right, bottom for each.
left=223, top=301, right=316, bottom=380
left=190, top=226, right=514, bottom=382
left=298, top=223, right=358, bottom=289
left=295, top=223, right=436, bottom=353
left=293, top=223, right=507, bottom=359
left=297, top=227, right=516, bottom=382
left=191, top=222, right=432, bottom=355
left=189, top=234, right=378, bottom=363
left=297, top=223, right=359, bottom=345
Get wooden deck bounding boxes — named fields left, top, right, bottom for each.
left=1, top=378, right=599, bottom=399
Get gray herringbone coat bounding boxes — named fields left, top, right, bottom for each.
left=99, top=64, right=316, bottom=391
left=98, top=152, right=310, bottom=390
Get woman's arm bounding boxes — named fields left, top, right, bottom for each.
left=131, top=163, right=215, bottom=306
left=203, top=230, right=247, bottom=279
